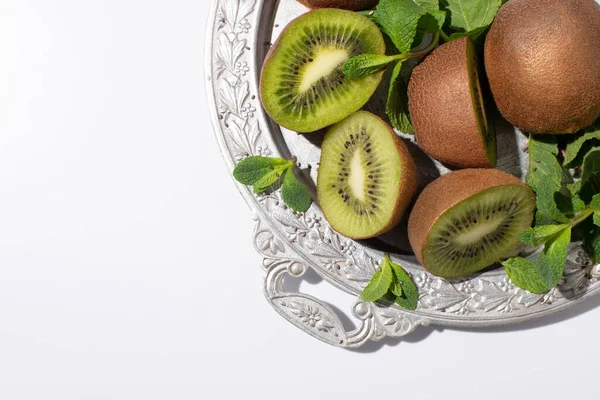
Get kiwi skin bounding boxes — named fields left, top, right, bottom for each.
left=484, top=0, right=600, bottom=134
left=296, top=0, right=379, bottom=10
left=408, top=37, right=495, bottom=168
left=408, top=169, right=535, bottom=276
left=318, top=111, right=418, bottom=240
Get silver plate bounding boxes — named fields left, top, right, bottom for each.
left=206, top=0, right=600, bottom=347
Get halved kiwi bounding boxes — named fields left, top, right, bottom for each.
left=408, top=37, right=496, bottom=168
left=317, top=111, right=417, bottom=239
left=408, top=169, right=535, bottom=278
left=260, top=9, right=385, bottom=133
left=296, top=0, right=379, bottom=10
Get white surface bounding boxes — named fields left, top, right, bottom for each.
left=0, top=1, right=599, bottom=399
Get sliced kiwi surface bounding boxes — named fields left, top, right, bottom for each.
left=317, top=111, right=417, bottom=239
left=260, top=9, right=385, bottom=133
left=408, top=169, right=535, bottom=278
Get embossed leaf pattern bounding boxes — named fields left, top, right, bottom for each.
left=213, top=0, right=600, bottom=347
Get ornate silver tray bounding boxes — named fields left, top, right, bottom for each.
left=206, top=0, right=600, bottom=347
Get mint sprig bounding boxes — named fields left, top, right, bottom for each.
left=361, top=254, right=419, bottom=311
left=233, top=156, right=312, bottom=212
left=345, top=0, right=502, bottom=134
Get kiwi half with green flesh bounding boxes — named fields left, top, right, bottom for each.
left=296, top=0, right=379, bottom=10
left=408, top=37, right=496, bottom=168
left=318, top=111, right=417, bottom=239
left=260, top=9, right=385, bottom=133
left=408, top=169, right=535, bottom=278
left=484, top=0, right=600, bottom=134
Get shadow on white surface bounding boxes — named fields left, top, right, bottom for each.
left=282, top=266, right=600, bottom=353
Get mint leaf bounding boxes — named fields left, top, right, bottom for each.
left=535, top=177, right=569, bottom=224
left=591, top=194, right=600, bottom=211
left=386, top=61, right=414, bottom=134
left=526, top=135, right=562, bottom=192
left=594, top=212, right=600, bottom=228
left=389, top=273, right=404, bottom=297
left=503, top=258, right=551, bottom=294
left=441, top=0, right=501, bottom=33
left=281, top=169, right=312, bottom=213
left=581, top=147, right=600, bottom=185
left=504, top=228, right=571, bottom=294
left=518, top=224, right=570, bottom=247
left=361, top=262, right=394, bottom=302
left=526, top=136, right=570, bottom=224
left=343, top=54, right=399, bottom=79
left=536, top=227, right=571, bottom=287
left=564, top=122, right=600, bottom=167
left=253, top=170, right=283, bottom=193
left=388, top=257, right=419, bottom=311
left=233, top=156, right=288, bottom=185
left=375, top=0, right=441, bottom=53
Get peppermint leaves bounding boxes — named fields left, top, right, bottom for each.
left=233, top=156, right=312, bottom=212
left=361, top=254, right=419, bottom=311
left=502, top=131, right=600, bottom=294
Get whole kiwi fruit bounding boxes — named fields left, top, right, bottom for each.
left=296, top=0, right=379, bottom=11
left=408, top=169, right=535, bottom=278
left=484, top=0, right=600, bottom=134
left=408, top=37, right=496, bottom=168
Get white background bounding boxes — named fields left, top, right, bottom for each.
left=0, top=0, right=599, bottom=399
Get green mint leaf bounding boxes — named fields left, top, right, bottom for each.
left=253, top=169, right=284, bottom=193
left=535, top=177, right=569, bottom=224
left=389, top=273, right=404, bottom=297
left=535, top=227, right=571, bottom=287
left=233, top=156, right=288, bottom=185
left=343, top=54, right=399, bottom=79
left=518, top=224, right=570, bottom=247
left=360, top=261, right=394, bottom=302
left=526, top=135, right=562, bottom=192
left=594, top=212, right=600, bottom=228
left=502, top=258, right=552, bottom=294
left=504, top=228, right=571, bottom=294
left=555, top=187, right=586, bottom=219
left=386, top=61, right=414, bottom=134
left=281, top=169, right=312, bottom=213
left=375, top=0, right=441, bottom=54
left=526, top=136, right=570, bottom=224
left=418, top=10, right=447, bottom=33
left=441, top=0, right=501, bottom=33
left=564, top=121, right=600, bottom=167
left=591, top=194, right=600, bottom=211
left=389, top=258, right=419, bottom=311
left=581, top=147, right=600, bottom=185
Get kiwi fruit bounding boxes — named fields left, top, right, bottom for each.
left=260, top=9, right=385, bottom=133
left=484, top=0, right=600, bottom=134
left=408, top=169, right=535, bottom=278
left=296, top=0, right=379, bottom=10
left=408, top=37, right=496, bottom=168
left=317, top=111, right=417, bottom=239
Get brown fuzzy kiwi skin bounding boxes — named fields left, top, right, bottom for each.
left=408, top=169, right=535, bottom=272
left=484, top=0, right=600, bottom=134
left=318, top=112, right=418, bottom=240
left=296, top=0, right=379, bottom=11
left=408, top=37, right=492, bottom=168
